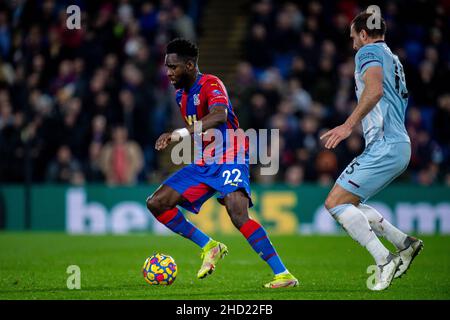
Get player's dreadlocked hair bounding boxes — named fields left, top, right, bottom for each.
left=166, top=38, right=199, bottom=64
left=351, top=11, right=386, bottom=38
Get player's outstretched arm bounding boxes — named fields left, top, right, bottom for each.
left=320, top=66, right=383, bottom=149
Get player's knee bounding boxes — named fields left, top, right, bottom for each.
left=324, top=195, right=338, bottom=212
left=229, top=212, right=248, bottom=229
left=227, top=207, right=249, bottom=229
left=224, top=191, right=250, bottom=229
left=225, top=201, right=248, bottom=229
left=146, top=195, right=166, bottom=217
left=146, top=196, right=157, bottom=215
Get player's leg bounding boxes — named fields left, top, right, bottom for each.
left=324, top=184, right=400, bottom=291
left=358, top=203, right=424, bottom=278
left=358, top=203, right=420, bottom=250
left=146, top=184, right=212, bottom=249
left=224, top=190, right=298, bottom=288
left=354, top=142, right=422, bottom=278
left=324, top=141, right=421, bottom=289
left=150, top=166, right=230, bottom=280
left=353, top=141, right=413, bottom=251
left=358, top=203, right=407, bottom=248
left=325, top=184, right=394, bottom=266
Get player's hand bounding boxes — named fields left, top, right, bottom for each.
left=320, top=123, right=352, bottom=149
left=155, top=133, right=172, bottom=151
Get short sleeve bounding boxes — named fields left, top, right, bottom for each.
left=175, top=89, right=183, bottom=107
left=204, top=80, right=229, bottom=111
left=356, top=45, right=383, bottom=75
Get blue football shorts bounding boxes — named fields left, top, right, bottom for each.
left=162, top=163, right=253, bottom=214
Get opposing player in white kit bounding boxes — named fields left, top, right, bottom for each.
left=320, top=11, right=423, bottom=291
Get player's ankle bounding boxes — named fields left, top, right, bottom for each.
left=201, top=239, right=216, bottom=250
left=275, top=270, right=290, bottom=276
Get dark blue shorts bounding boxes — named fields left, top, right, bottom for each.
left=162, top=163, right=253, bottom=213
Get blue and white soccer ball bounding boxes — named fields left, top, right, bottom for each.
left=142, top=253, right=177, bottom=285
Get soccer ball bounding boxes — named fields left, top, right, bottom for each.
left=142, top=253, right=177, bottom=285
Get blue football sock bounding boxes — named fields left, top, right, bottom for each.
left=239, top=219, right=287, bottom=275
left=156, top=208, right=211, bottom=248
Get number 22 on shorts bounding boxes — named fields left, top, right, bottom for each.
left=222, top=169, right=242, bottom=186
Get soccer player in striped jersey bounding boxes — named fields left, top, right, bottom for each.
left=146, top=38, right=298, bottom=288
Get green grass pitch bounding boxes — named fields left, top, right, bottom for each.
left=0, top=233, right=449, bottom=300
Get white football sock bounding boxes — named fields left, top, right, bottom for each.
left=358, top=203, right=408, bottom=250
left=329, top=204, right=390, bottom=265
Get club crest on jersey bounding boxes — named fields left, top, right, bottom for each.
left=193, top=94, right=200, bottom=106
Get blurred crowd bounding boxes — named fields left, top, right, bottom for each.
left=235, top=0, right=450, bottom=186
left=0, top=0, right=449, bottom=187
left=0, top=0, right=203, bottom=185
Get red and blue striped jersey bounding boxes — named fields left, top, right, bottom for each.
left=175, top=73, right=248, bottom=165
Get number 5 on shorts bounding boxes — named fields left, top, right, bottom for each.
left=345, top=159, right=360, bottom=175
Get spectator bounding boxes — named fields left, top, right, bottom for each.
left=284, top=164, right=304, bottom=186
left=46, top=145, right=82, bottom=183
left=99, top=126, right=143, bottom=185
left=0, top=0, right=448, bottom=186
left=314, top=150, right=338, bottom=181
left=0, top=11, right=11, bottom=59
left=244, top=23, right=273, bottom=73
left=84, top=142, right=105, bottom=183
left=238, top=0, right=450, bottom=185
left=287, top=77, right=312, bottom=114
left=171, top=5, right=196, bottom=41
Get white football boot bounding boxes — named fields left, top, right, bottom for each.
left=370, top=253, right=402, bottom=291
left=394, top=236, right=424, bottom=279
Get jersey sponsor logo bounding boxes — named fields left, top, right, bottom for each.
left=193, top=94, right=200, bottom=106
left=358, top=52, right=377, bottom=62
left=212, top=89, right=223, bottom=96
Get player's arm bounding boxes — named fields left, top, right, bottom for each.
left=320, top=66, right=383, bottom=149
left=171, top=80, right=229, bottom=141
left=155, top=81, right=229, bottom=150
left=188, top=105, right=228, bottom=133
left=155, top=107, right=227, bottom=150
left=167, top=105, right=227, bottom=143
left=344, top=66, right=383, bottom=129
